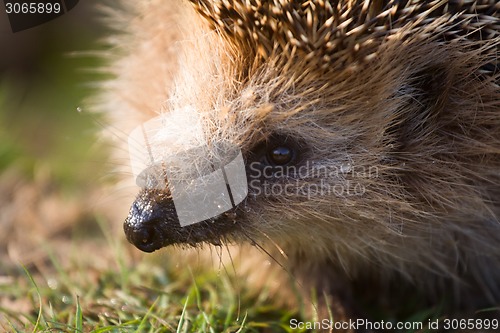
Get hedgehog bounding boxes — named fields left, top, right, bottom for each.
left=99, top=0, right=500, bottom=326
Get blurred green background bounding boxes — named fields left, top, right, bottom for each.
left=0, top=0, right=117, bottom=285
left=0, top=0, right=107, bottom=190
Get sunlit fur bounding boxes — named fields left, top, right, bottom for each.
left=98, top=0, right=500, bottom=321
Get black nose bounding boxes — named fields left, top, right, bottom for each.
left=123, top=195, right=175, bottom=253
left=124, top=189, right=241, bottom=251
left=124, top=221, right=163, bottom=253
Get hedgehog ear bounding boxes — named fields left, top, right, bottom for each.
left=414, top=64, right=453, bottom=116
left=387, top=64, right=453, bottom=149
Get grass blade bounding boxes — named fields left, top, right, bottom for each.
left=75, top=295, right=83, bottom=333
left=22, top=265, right=43, bottom=333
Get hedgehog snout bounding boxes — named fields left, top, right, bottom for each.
left=124, top=185, right=244, bottom=252
left=123, top=193, right=178, bottom=252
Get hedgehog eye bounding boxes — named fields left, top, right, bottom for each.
left=267, top=146, right=294, bottom=165
left=248, top=134, right=302, bottom=169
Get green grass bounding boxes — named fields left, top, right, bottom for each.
left=0, top=220, right=301, bottom=333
